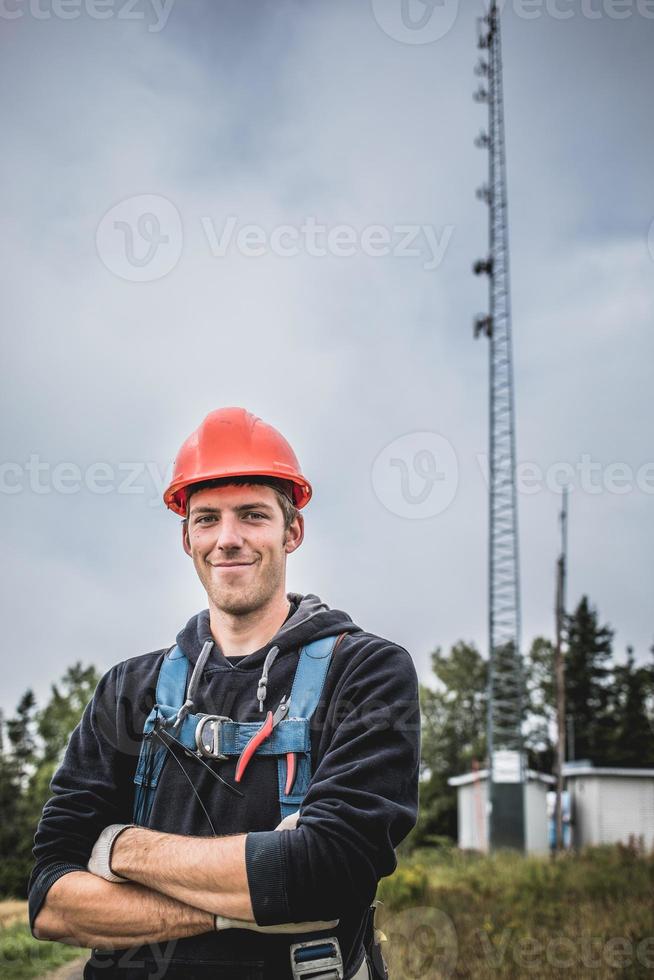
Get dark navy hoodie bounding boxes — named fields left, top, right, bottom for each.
left=28, top=593, right=420, bottom=979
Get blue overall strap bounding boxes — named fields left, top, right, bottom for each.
left=133, top=645, right=189, bottom=825
left=132, top=635, right=342, bottom=823
left=277, top=634, right=340, bottom=819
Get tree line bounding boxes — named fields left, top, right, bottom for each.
left=417, top=595, right=654, bottom=845
left=1, top=595, right=653, bottom=896
left=0, top=663, right=100, bottom=898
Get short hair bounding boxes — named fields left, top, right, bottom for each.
left=184, top=476, right=299, bottom=532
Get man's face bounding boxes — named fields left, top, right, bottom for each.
left=182, top=484, right=303, bottom=616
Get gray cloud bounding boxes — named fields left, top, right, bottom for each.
left=1, top=0, right=653, bottom=715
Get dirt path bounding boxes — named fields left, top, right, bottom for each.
left=41, top=956, right=88, bottom=980
left=0, top=900, right=28, bottom=929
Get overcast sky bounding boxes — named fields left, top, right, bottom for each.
left=1, top=0, right=653, bottom=716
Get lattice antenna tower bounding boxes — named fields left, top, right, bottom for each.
left=473, top=0, right=526, bottom=850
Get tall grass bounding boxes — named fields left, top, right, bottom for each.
left=4, top=845, right=653, bottom=978
left=378, top=842, right=654, bottom=979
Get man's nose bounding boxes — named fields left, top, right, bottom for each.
left=215, top=514, right=244, bottom=550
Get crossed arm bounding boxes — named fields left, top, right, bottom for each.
left=34, top=830, right=252, bottom=949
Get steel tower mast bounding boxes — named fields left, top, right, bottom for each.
left=473, top=0, right=526, bottom=850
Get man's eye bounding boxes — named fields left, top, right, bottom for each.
left=197, top=515, right=217, bottom=524
left=244, top=512, right=266, bottom=520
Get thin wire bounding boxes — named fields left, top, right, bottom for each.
left=155, top=725, right=244, bottom=798
left=152, top=728, right=218, bottom=836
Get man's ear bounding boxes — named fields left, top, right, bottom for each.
left=284, top=513, right=304, bottom=555
left=181, top=520, right=192, bottom=557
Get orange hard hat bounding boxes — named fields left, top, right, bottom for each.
left=163, top=407, right=312, bottom=516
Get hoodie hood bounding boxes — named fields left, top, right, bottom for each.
left=176, top=593, right=360, bottom=672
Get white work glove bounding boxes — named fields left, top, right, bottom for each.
left=214, top=810, right=339, bottom=934
left=214, top=916, right=338, bottom=934
left=275, top=810, right=300, bottom=832
left=87, top=824, right=134, bottom=883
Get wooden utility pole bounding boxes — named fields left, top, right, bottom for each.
left=554, top=487, right=569, bottom=852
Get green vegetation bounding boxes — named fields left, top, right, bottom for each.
left=378, top=842, right=654, bottom=979
left=0, top=905, right=84, bottom=980
left=0, top=593, right=652, bottom=979
left=0, top=664, right=100, bottom=898
left=417, top=596, right=654, bottom=845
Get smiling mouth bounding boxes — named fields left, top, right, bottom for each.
left=209, top=560, right=256, bottom=568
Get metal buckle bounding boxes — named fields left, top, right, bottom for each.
left=290, top=937, right=344, bottom=980
left=194, top=714, right=230, bottom=759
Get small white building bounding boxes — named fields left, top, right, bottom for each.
left=448, top=769, right=554, bottom=853
left=563, top=765, right=654, bottom=849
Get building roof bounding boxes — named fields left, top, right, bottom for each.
left=562, top=766, right=654, bottom=778
left=448, top=769, right=555, bottom=787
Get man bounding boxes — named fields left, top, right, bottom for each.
left=29, top=407, right=421, bottom=980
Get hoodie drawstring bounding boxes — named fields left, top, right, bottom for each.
left=173, top=638, right=284, bottom=722
left=257, top=645, right=280, bottom=712
left=173, top=639, right=214, bottom=730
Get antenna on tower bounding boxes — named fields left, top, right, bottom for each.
left=473, top=1, right=526, bottom=851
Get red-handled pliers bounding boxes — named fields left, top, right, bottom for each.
left=235, top=696, right=296, bottom=794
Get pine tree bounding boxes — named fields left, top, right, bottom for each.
left=0, top=692, right=37, bottom=896
left=523, top=636, right=556, bottom=773
left=610, top=646, right=654, bottom=766
left=564, top=596, right=614, bottom=765
left=5, top=690, right=37, bottom=783
left=0, top=665, right=100, bottom=899
left=37, top=662, right=100, bottom=764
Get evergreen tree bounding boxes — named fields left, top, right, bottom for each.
left=523, top=636, right=556, bottom=773
left=0, top=692, right=38, bottom=895
left=564, top=596, right=614, bottom=765
left=37, top=662, right=99, bottom=764
left=610, top=646, right=654, bottom=766
left=0, top=664, right=100, bottom=899
left=5, top=690, right=37, bottom=783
